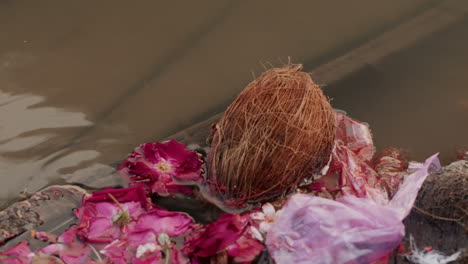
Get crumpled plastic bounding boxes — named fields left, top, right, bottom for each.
left=310, top=113, right=408, bottom=205
left=266, top=154, right=440, bottom=264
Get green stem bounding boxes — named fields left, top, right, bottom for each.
left=107, top=193, right=131, bottom=226
left=88, top=243, right=103, bottom=263
left=164, top=246, right=171, bottom=264
left=107, top=193, right=125, bottom=212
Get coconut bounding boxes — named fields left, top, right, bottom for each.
left=207, top=64, right=335, bottom=206
left=401, top=157, right=468, bottom=263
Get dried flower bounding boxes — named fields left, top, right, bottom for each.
left=119, top=140, right=203, bottom=197
left=74, top=187, right=147, bottom=243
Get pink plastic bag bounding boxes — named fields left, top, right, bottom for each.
left=266, top=154, right=440, bottom=264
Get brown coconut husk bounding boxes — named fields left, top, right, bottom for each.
left=207, top=64, right=335, bottom=206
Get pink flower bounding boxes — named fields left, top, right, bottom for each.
left=129, top=210, right=194, bottom=263
left=74, top=187, right=147, bottom=243
left=83, top=186, right=151, bottom=209
left=98, top=207, right=195, bottom=264
left=0, top=241, right=34, bottom=264
left=119, top=140, right=203, bottom=197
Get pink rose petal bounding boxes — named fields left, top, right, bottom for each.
left=226, top=231, right=264, bottom=263
left=100, top=239, right=132, bottom=264
left=0, top=241, right=33, bottom=264
left=132, top=208, right=195, bottom=237
left=75, top=188, right=147, bottom=243
left=38, top=227, right=92, bottom=264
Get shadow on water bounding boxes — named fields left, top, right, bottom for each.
left=325, top=16, right=468, bottom=164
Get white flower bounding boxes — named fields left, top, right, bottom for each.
left=250, top=203, right=277, bottom=235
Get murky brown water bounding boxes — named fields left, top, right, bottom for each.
left=1, top=0, right=466, bottom=207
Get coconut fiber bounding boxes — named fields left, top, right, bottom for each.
left=207, top=64, right=335, bottom=206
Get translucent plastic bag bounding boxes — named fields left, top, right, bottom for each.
left=266, top=154, right=440, bottom=264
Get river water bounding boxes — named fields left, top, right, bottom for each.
left=1, top=0, right=466, bottom=207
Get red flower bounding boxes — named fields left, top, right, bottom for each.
left=119, top=140, right=203, bottom=197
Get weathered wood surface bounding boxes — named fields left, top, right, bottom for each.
left=0, top=185, right=87, bottom=250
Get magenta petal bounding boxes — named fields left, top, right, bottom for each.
left=168, top=245, right=190, bottom=264
left=86, top=217, right=121, bottom=242
left=126, top=229, right=158, bottom=249
left=133, top=208, right=194, bottom=237
left=0, top=241, right=33, bottom=264
left=82, top=186, right=150, bottom=209
left=57, top=243, right=91, bottom=264
left=142, top=142, right=163, bottom=164
left=57, top=226, right=79, bottom=245
left=151, top=175, right=194, bottom=197
left=100, top=239, right=132, bottom=264
left=37, top=243, right=63, bottom=256
left=75, top=202, right=121, bottom=243
left=226, top=232, right=264, bottom=263
left=183, top=214, right=249, bottom=258
left=34, top=231, right=57, bottom=243
left=38, top=227, right=92, bottom=264
left=132, top=252, right=162, bottom=264
left=155, top=140, right=191, bottom=162
left=75, top=189, right=146, bottom=243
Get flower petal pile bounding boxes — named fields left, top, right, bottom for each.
left=0, top=117, right=438, bottom=264
left=183, top=213, right=264, bottom=263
